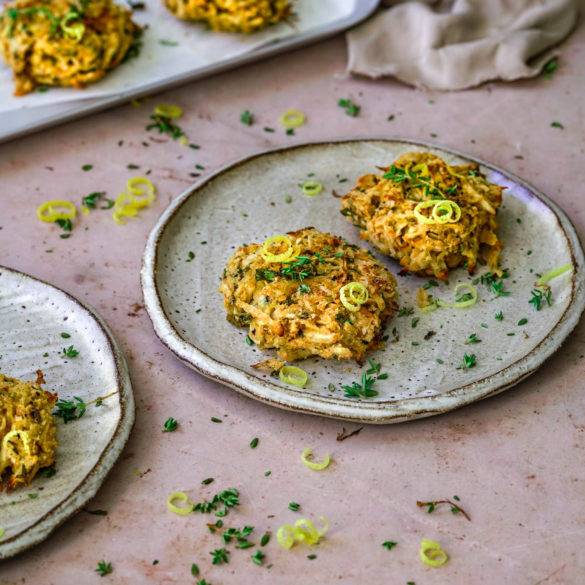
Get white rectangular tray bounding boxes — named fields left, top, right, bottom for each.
left=0, top=0, right=379, bottom=144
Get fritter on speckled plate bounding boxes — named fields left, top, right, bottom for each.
left=0, top=0, right=141, bottom=95
left=0, top=372, right=57, bottom=490
left=219, top=227, right=399, bottom=363
left=164, top=0, right=292, bottom=33
left=340, top=152, right=504, bottom=281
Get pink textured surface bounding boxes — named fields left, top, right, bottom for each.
left=1, top=25, right=585, bottom=585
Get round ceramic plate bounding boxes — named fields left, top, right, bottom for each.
left=0, top=266, right=134, bottom=559
left=141, top=139, right=584, bottom=424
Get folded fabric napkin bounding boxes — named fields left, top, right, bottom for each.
left=347, top=0, right=579, bottom=90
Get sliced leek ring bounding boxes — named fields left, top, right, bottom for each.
left=419, top=538, right=448, bottom=567
left=153, top=104, right=183, bottom=119
left=166, top=491, right=193, bottom=516
left=261, top=235, right=295, bottom=263
left=279, top=109, right=306, bottom=129
left=279, top=366, right=308, bottom=388
left=36, top=200, right=77, bottom=223
left=339, top=282, right=369, bottom=312
left=301, top=448, right=331, bottom=471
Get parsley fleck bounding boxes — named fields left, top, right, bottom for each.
left=529, top=287, right=552, bottom=310
left=542, top=57, right=558, bottom=79
left=382, top=541, right=397, bottom=550
left=411, top=317, right=419, bottom=328
left=210, top=417, right=223, bottom=423
left=397, top=307, right=414, bottom=317
left=163, top=417, right=178, bottom=432
left=60, top=332, right=71, bottom=338
left=251, top=550, right=265, bottom=566
left=240, top=110, right=254, bottom=126
left=96, top=560, right=113, bottom=577
left=460, top=353, right=477, bottom=369
left=338, top=98, right=360, bottom=117
left=186, top=251, right=195, bottom=262
left=82, top=164, right=93, bottom=172
left=517, top=318, right=528, bottom=326
left=288, top=501, right=300, bottom=512
left=465, top=333, right=481, bottom=344
left=250, top=437, right=259, bottom=449
left=550, top=121, right=564, bottom=129
left=62, top=345, right=79, bottom=358
left=202, top=477, right=214, bottom=485
left=245, top=335, right=254, bottom=346
left=159, top=39, right=178, bottom=46
left=260, top=533, right=270, bottom=546
left=210, top=548, right=229, bottom=565
left=495, top=311, right=504, bottom=321
left=423, top=279, right=439, bottom=290
left=190, top=563, right=199, bottom=576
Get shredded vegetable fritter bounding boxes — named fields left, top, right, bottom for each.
left=219, top=227, right=399, bottom=362
left=340, top=152, right=504, bottom=281
left=0, top=373, right=57, bottom=490
left=0, top=0, right=141, bottom=95
left=164, top=0, right=292, bottom=33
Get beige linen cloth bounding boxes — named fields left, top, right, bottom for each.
left=347, top=0, right=579, bottom=90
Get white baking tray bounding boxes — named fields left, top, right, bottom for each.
left=0, top=0, right=379, bottom=144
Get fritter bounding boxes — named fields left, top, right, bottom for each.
left=164, top=0, right=292, bottom=33
left=0, top=372, right=57, bottom=491
left=219, top=227, right=399, bottom=362
left=0, top=0, right=141, bottom=96
left=340, top=152, right=503, bottom=281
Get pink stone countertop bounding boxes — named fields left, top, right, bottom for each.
left=2, top=21, right=585, bottom=585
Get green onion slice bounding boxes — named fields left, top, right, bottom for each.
left=301, top=180, right=323, bottom=197
left=279, top=366, right=308, bottom=388
left=279, top=109, right=306, bottom=129
left=61, top=13, right=85, bottom=41
left=166, top=491, right=193, bottom=516
left=339, top=282, right=369, bottom=312
left=301, top=448, right=331, bottom=471
left=536, top=263, right=572, bottom=286
left=419, top=538, right=448, bottom=567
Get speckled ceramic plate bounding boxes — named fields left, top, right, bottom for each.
left=0, top=266, right=134, bottom=559
left=141, top=139, right=584, bottom=424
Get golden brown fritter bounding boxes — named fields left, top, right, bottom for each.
left=164, top=0, right=292, bottom=33
left=340, top=152, right=503, bottom=281
left=0, top=0, right=141, bottom=95
left=0, top=372, right=57, bottom=491
left=219, top=227, right=399, bottom=362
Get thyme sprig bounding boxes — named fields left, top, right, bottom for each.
left=416, top=498, right=471, bottom=521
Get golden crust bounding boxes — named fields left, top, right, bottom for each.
left=164, top=0, right=292, bottom=33
left=340, top=152, right=503, bottom=281
left=0, top=372, right=57, bottom=491
left=219, top=227, right=399, bottom=363
left=0, top=0, right=140, bottom=95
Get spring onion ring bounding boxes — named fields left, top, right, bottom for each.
left=261, top=235, right=295, bottom=263
left=339, top=282, right=369, bottom=312
left=419, top=539, right=448, bottom=567
left=36, top=200, right=77, bottom=223
left=166, top=491, right=194, bottom=516
left=127, top=177, right=156, bottom=208
left=414, top=200, right=461, bottom=224
left=277, top=517, right=329, bottom=550
left=279, top=366, right=308, bottom=388
left=301, top=448, right=331, bottom=471
left=61, top=13, right=85, bottom=41
left=413, top=200, right=436, bottom=224
left=279, top=109, right=306, bottom=129
left=277, top=524, right=296, bottom=549
left=153, top=104, right=183, bottom=119
left=537, top=263, right=572, bottom=286
left=436, top=283, right=478, bottom=309
left=432, top=200, right=461, bottom=223
left=301, top=180, right=323, bottom=197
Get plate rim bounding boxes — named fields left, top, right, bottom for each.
left=141, top=137, right=585, bottom=424
left=0, top=265, right=135, bottom=560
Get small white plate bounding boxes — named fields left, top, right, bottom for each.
left=0, top=266, right=134, bottom=559
left=142, top=139, right=584, bottom=424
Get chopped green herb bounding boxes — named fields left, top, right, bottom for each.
left=288, top=501, right=300, bottom=512
left=517, top=318, right=528, bottom=326
left=82, top=164, right=93, bottom=172
left=190, top=563, right=199, bottom=576
left=397, top=307, right=414, bottom=317
left=250, top=437, right=259, bottom=449
left=465, top=333, right=481, bottom=344
left=240, top=110, right=254, bottom=126
left=460, top=353, right=477, bottom=369
left=186, top=251, right=195, bottom=262
left=298, top=283, right=311, bottom=294
left=146, top=113, right=185, bottom=141
left=529, top=287, right=552, bottom=310
left=342, top=371, right=378, bottom=398
left=55, top=218, right=72, bottom=233
left=423, top=279, right=439, bottom=290
left=382, top=541, right=397, bottom=550
left=82, top=191, right=107, bottom=209
left=96, top=560, right=113, bottom=577
left=260, top=533, right=270, bottom=546
left=263, top=127, right=275, bottom=133
left=307, top=554, right=317, bottom=560
left=542, top=57, right=558, bottom=79
left=550, top=121, right=564, bottom=129
left=495, top=311, right=504, bottom=321
left=251, top=550, right=265, bottom=566
left=245, top=335, right=254, bottom=346
left=202, top=477, right=214, bottom=485
left=338, top=98, right=360, bottom=117
left=210, top=548, right=229, bottom=565
left=163, top=417, right=178, bottom=432
left=60, top=332, right=71, bottom=339
left=411, top=317, right=419, bottom=328
left=159, top=39, right=179, bottom=46
left=210, top=417, right=223, bottom=423
left=62, top=345, right=79, bottom=358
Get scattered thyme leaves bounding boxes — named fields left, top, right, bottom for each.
left=338, top=98, right=360, bottom=117
left=163, top=417, right=178, bottom=432
left=416, top=499, right=471, bottom=521
left=529, top=287, right=552, bottom=310
left=382, top=541, right=397, bottom=550
left=240, top=110, right=254, bottom=126
left=96, top=560, right=113, bottom=577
